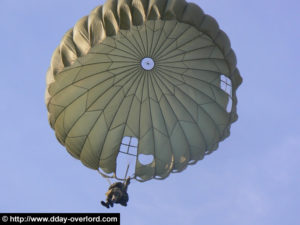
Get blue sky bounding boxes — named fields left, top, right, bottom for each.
left=1, top=0, right=299, bottom=224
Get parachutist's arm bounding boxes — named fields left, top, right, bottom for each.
left=123, top=177, right=131, bottom=191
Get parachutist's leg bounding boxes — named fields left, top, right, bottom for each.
left=109, top=196, right=117, bottom=207
left=101, top=201, right=110, bottom=209
left=101, top=190, right=114, bottom=209
left=106, top=191, right=113, bottom=206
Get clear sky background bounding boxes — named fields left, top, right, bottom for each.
left=1, top=0, right=299, bottom=224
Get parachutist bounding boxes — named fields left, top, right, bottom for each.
left=101, top=177, right=131, bottom=208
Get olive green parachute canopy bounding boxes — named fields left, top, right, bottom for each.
left=46, top=0, right=242, bottom=182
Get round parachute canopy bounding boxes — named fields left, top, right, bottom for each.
left=46, top=0, right=242, bottom=182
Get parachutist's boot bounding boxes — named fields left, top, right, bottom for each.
left=101, top=201, right=110, bottom=208
left=108, top=199, right=114, bottom=207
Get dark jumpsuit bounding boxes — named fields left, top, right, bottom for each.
left=101, top=178, right=130, bottom=208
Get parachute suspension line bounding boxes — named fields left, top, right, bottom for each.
left=97, top=136, right=138, bottom=183
left=97, top=168, right=112, bottom=185
left=124, top=163, right=130, bottom=181
left=124, top=138, right=131, bottom=175
left=124, top=136, right=138, bottom=180
left=124, top=137, right=132, bottom=181
left=119, top=136, right=137, bottom=180
left=106, top=177, right=112, bottom=185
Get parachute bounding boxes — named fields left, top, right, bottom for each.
left=46, top=0, right=242, bottom=182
